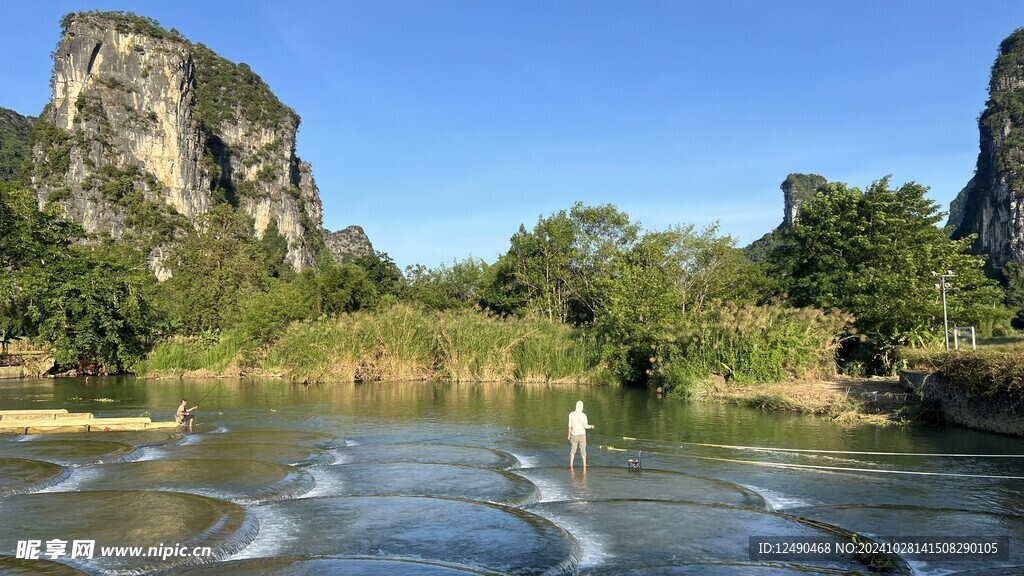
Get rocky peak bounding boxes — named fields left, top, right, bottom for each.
left=324, top=225, right=376, bottom=263
left=949, top=27, right=1024, bottom=270
left=781, top=173, right=827, bottom=227
left=745, top=173, right=828, bottom=262
left=31, top=11, right=324, bottom=276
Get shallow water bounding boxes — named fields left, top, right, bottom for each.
left=0, top=377, right=1022, bottom=575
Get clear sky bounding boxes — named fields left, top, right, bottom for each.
left=4, top=1, right=1024, bottom=269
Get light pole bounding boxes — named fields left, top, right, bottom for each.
left=938, top=271, right=955, bottom=350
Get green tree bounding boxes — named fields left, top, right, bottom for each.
left=0, top=107, right=32, bottom=184
left=404, top=257, right=490, bottom=310
left=313, top=262, right=378, bottom=315
left=0, top=184, right=80, bottom=269
left=158, top=204, right=267, bottom=333
left=656, top=223, right=772, bottom=314
left=354, top=252, right=402, bottom=297
left=233, top=277, right=315, bottom=345
left=259, top=218, right=293, bottom=280
left=594, top=225, right=771, bottom=382
left=594, top=231, right=685, bottom=382
left=487, top=202, right=640, bottom=323
left=28, top=243, right=158, bottom=373
left=772, top=177, right=1006, bottom=371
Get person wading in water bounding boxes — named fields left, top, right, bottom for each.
left=177, top=399, right=198, bottom=430
left=568, top=400, right=596, bottom=468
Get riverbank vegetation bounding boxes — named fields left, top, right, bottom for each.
left=3, top=177, right=1021, bottom=399
left=901, top=339, right=1024, bottom=398
left=140, top=305, right=601, bottom=383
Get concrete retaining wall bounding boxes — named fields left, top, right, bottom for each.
left=0, top=366, right=22, bottom=380
left=900, top=370, right=1024, bottom=437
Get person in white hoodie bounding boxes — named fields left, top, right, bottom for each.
left=567, top=400, right=596, bottom=468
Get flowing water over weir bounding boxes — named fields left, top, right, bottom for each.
left=0, top=377, right=1022, bottom=575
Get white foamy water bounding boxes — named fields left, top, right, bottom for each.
left=326, top=447, right=349, bottom=466
left=131, top=446, right=162, bottom=461
left=508, top=451, right=539, bottom=469
left=39, top=466, right=99, bottom=493
left=229, top=505, right=298, bottom=560
left=302, top=467, right=347, bottom=498
left=742, top=485, right=810, bottom=510
left=518, top=470, right=570, bottom=503
left=537, top=510, right=609, bottom=568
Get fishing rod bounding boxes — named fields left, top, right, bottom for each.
left=600, top=415, right=634, bottom=426
left=194, top=380, right=223, bottom=408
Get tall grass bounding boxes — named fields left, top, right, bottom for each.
left=139, top=305, right=601, bottom=383
left=138, top=302, right=849, bottom=388
left=134, top=331, right=246, bottom=377
left=659, top=302, right=853, bottom=395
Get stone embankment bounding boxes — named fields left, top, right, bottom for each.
left=901, top=370, right=1024, bottom=437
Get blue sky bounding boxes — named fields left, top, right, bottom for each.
left=4, top=1, right=1024, bottom=269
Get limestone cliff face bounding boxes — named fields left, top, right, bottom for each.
left=324, top=225, right=376, bottom=263
left=949, top=28, right=1024, bottom=270
left=31, top=11, right=323, bottom=274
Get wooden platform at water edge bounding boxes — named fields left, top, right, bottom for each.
left=0, top=409, right=179, bottom=434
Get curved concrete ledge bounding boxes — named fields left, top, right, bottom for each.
left=0, top=411, right=180, bottom=434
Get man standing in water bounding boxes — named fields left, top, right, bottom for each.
left=176, top=399, right=197, bottom=430
left=568, top=400, right=596, bottom=468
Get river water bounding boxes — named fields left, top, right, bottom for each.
left=0, top=377, right=1022, bottom=575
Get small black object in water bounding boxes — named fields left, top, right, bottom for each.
left=628, top=450, right=642, bottom=471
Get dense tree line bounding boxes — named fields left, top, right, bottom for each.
left=1, top=176, right=1018, bottom=384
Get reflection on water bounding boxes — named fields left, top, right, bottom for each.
left=0, top=377, right=1022, bottom=575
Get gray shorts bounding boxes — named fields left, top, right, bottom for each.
left=570, top=434, right=587, bottom=455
